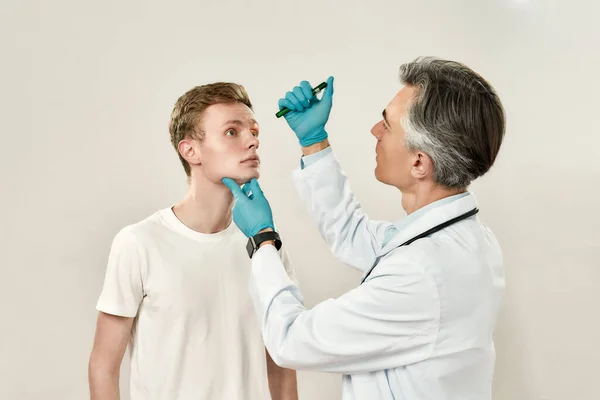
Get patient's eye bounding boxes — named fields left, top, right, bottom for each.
left=225, top=129, right=237, bottom=136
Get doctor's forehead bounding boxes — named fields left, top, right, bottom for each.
left=386, top=86, right=415, bottom=123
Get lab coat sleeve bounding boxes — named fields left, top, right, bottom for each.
left=250, top=244, right=440, bottom=374
left=291, top=149, right=394, bottom=273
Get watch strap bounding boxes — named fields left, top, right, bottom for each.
left=246, top=231, right=282, bottom=258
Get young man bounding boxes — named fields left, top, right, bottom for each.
left=88, top=83, right=298, bottom=400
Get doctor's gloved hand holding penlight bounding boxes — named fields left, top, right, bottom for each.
left=275, top=81, right=328, bottom=116
left=275, top=76, right=334, bottom=147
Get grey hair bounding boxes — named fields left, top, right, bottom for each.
left=399, top=57, right=506, bottom=189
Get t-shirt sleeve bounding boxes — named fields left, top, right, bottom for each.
left=96, top=228, right=146, bottom=318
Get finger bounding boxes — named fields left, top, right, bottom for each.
left=250, top=178, right=264, bottom=197
left=278, top=98, right=295, bottom=112
left=323, top=76, right=334, bottom=100
left=300, top=80, right=313, bottom=101
left=285, top=90, right=302, bottom=111
left=222, top=178, right=244, bottom=199
left=293, top=85, right=310, bottom=108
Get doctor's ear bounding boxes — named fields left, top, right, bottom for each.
left=178, top=139, right=202, bottom=167
left=410, top=151, right=434, bottom=180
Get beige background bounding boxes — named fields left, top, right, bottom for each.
left=2, top=0, right=599, bottom=399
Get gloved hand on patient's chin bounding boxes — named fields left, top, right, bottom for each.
left=278, top=75, right=334, bottom=147
left=222, top=177, right=274, bottom=238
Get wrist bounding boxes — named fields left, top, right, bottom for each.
left=258, top=240, right=275, bottom=248
left=299, top=128, right=328, bottom=148
left=251, top=224, right=274, bottom=237
left=302, top=138, right=330, bottom=156
left=257, top=228, right=274, bottom=248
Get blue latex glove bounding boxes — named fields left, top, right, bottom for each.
left=222, top=177, right=275, bottom=238
left=278, top=75, right=335, bottom=147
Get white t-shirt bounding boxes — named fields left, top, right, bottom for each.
left=96, top=207, right=296, bottom=400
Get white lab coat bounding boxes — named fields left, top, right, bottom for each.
left=249, top=150, right=505, bottom=400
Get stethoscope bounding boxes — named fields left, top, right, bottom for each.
left=360, top=208, right=480, bottom=284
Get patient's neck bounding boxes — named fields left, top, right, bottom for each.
left=172, top=173, right=234, bottom=234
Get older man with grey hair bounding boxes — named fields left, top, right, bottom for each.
left=222, top=56, right=506, bottom=400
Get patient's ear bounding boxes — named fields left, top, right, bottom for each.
left=178, top=139, right=201, bottom=166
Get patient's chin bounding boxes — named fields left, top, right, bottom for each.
left=239, top=168, right=260, bottom=182
left=226, top=170, right=260, bottom=185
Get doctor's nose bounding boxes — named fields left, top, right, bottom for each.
left=371, top=120, right=384, bottom=140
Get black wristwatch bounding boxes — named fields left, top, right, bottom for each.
left=246, top=231, right=282, bottom=258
